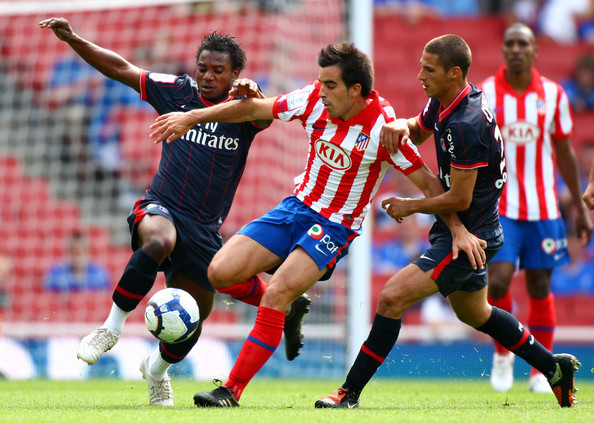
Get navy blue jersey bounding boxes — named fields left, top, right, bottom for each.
left=139, top=71, right=267, bottom=231
left=418, top=83, right=506, bottom=235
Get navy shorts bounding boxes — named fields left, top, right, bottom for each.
left=490, top=216, right=570, bottom=269
left=413, top=223, right=504, bottom=297
left=127, top=192, right=222, bottom=292
left=238, top=196, right=359, bottom=281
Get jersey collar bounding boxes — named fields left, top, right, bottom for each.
left=326, top=89, right=381, bottom=127
left=200, top=94, right=234, bottom=107
left=495, top=65, right=542, bottom=93
left=439, top=83, right=471, bottom=121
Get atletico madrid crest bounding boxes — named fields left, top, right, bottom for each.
left=355, top=132, right=370, bottom=151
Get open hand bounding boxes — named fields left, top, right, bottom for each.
left=150, top=112, right=195, bottom=144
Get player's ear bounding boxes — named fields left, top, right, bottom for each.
left=450, top=66, right=461, bottom=80
left=350, top=82, right=362, bottom=98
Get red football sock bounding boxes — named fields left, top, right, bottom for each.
left=216, top=275, right=267, bottom=307
left=528, top=293, right=556, bottom=375
left=223, top=307, right=285, bottom=400
left=488, top=291, right=513, bottom=355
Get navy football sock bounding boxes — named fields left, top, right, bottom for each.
left=159, top=336, right=199, bottom=364
left=476, top=306, right=556, bottom=378
left=112, top=248, right=160, bottom=312
left=344, top=314, right=401, bottom=393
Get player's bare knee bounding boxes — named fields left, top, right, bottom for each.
left=141, top=236, right=175, bottom=262
left=377, top=289, right=407, bottom=316
left=259, top=283, right=293, bottom=312
left=207, top=257, right=231, bottom=288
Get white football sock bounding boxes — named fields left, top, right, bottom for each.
left=148, top=349, right=171, bottom=380
left=103, top=303, right=131, bottom=336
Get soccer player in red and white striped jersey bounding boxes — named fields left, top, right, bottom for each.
left=275, top=80, right=421, bottom=230
left=479, top=22, right=592, bottom=394
left=151, top=41, right=487, bottom=407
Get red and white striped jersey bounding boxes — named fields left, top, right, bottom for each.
left=272, top=80, right=424, bottom=230
left=480, top=67, right=573, bottom=221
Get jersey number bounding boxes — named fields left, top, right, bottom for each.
left=481, top=95, right=507, bottom=190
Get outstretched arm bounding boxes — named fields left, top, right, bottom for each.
left=150, top=95, right=277, bottom=144
left=380, top=117, right=433, bottom=155
left=395, top=165, right=486, bottom=269
left=39, top=17, right=141, bottom=91
left=228, top=78, right=273, bottom=129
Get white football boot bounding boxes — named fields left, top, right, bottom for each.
left=77, top=327, right=119, bottom=365
left=529, top=371, right=553, bottom=393
left=490, top=352, right=514, bottom=392
left=140, top=355, right=174, bottom=406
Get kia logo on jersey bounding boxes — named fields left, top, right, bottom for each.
left=315, top=139, right=352, bottom=170
left=501, top=121, right=541, bottom=144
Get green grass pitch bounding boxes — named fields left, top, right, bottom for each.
left=1, top=378, right=593, bottom=423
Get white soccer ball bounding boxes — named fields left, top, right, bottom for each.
left=144, top=288, right=200, bottom=344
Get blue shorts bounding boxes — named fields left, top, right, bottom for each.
left=127, top=191, right=222, bottom=292
left=238, top=196, right=359, bottom=281
left=491, top=216, right=570, bottom=269
left=414, top=224, right=504, bottom=297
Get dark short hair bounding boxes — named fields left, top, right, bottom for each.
left=424, top=34, right=472, bottom=79
left=318, top=42, right=374, bottom=98
left=504, top=22, right=535, bottom=44
left=196, top=31, right=247, bottom=72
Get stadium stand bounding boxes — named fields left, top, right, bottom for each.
left=0, top=1, right=342, bottom=331
left=0, top=5, right=592, bottom=341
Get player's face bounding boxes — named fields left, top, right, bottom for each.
left=502, top=27, right=537, bottom=74
left=196, top=50, right=240, bottom=104
left=417, top=51, right=453, bottom=100
left=318, top=65, right=361, bottom=121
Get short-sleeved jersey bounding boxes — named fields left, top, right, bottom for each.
left=418, top=83, right=506, bottom=235
left=480, top=67, right=573, bottom=221
left=139, top=71, right=267, bottom=231
left=272, top=80, right=424, bottom=230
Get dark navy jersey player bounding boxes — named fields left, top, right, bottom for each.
left=140, top=72, right=263, bottom=229
left=418, top=83, right=504, bottom=236
left=41, top=17, right=309, bottom=407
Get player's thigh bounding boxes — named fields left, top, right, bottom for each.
left=377, top=264, right=439, bottom=318
left=129, top=200, right=177, bottom=254
left=209, top=233, right=283, bottom=284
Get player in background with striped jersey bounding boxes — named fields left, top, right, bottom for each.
left=40, top=17, right=309, bottom=407
left=150, top=41, right=488, bottom=407
left=316, top=33, right=581, bottom=410
left=479, top=22, right=592, bottom=394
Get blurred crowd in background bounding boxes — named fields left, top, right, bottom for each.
left=1, top=0, right=594, bottom=335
